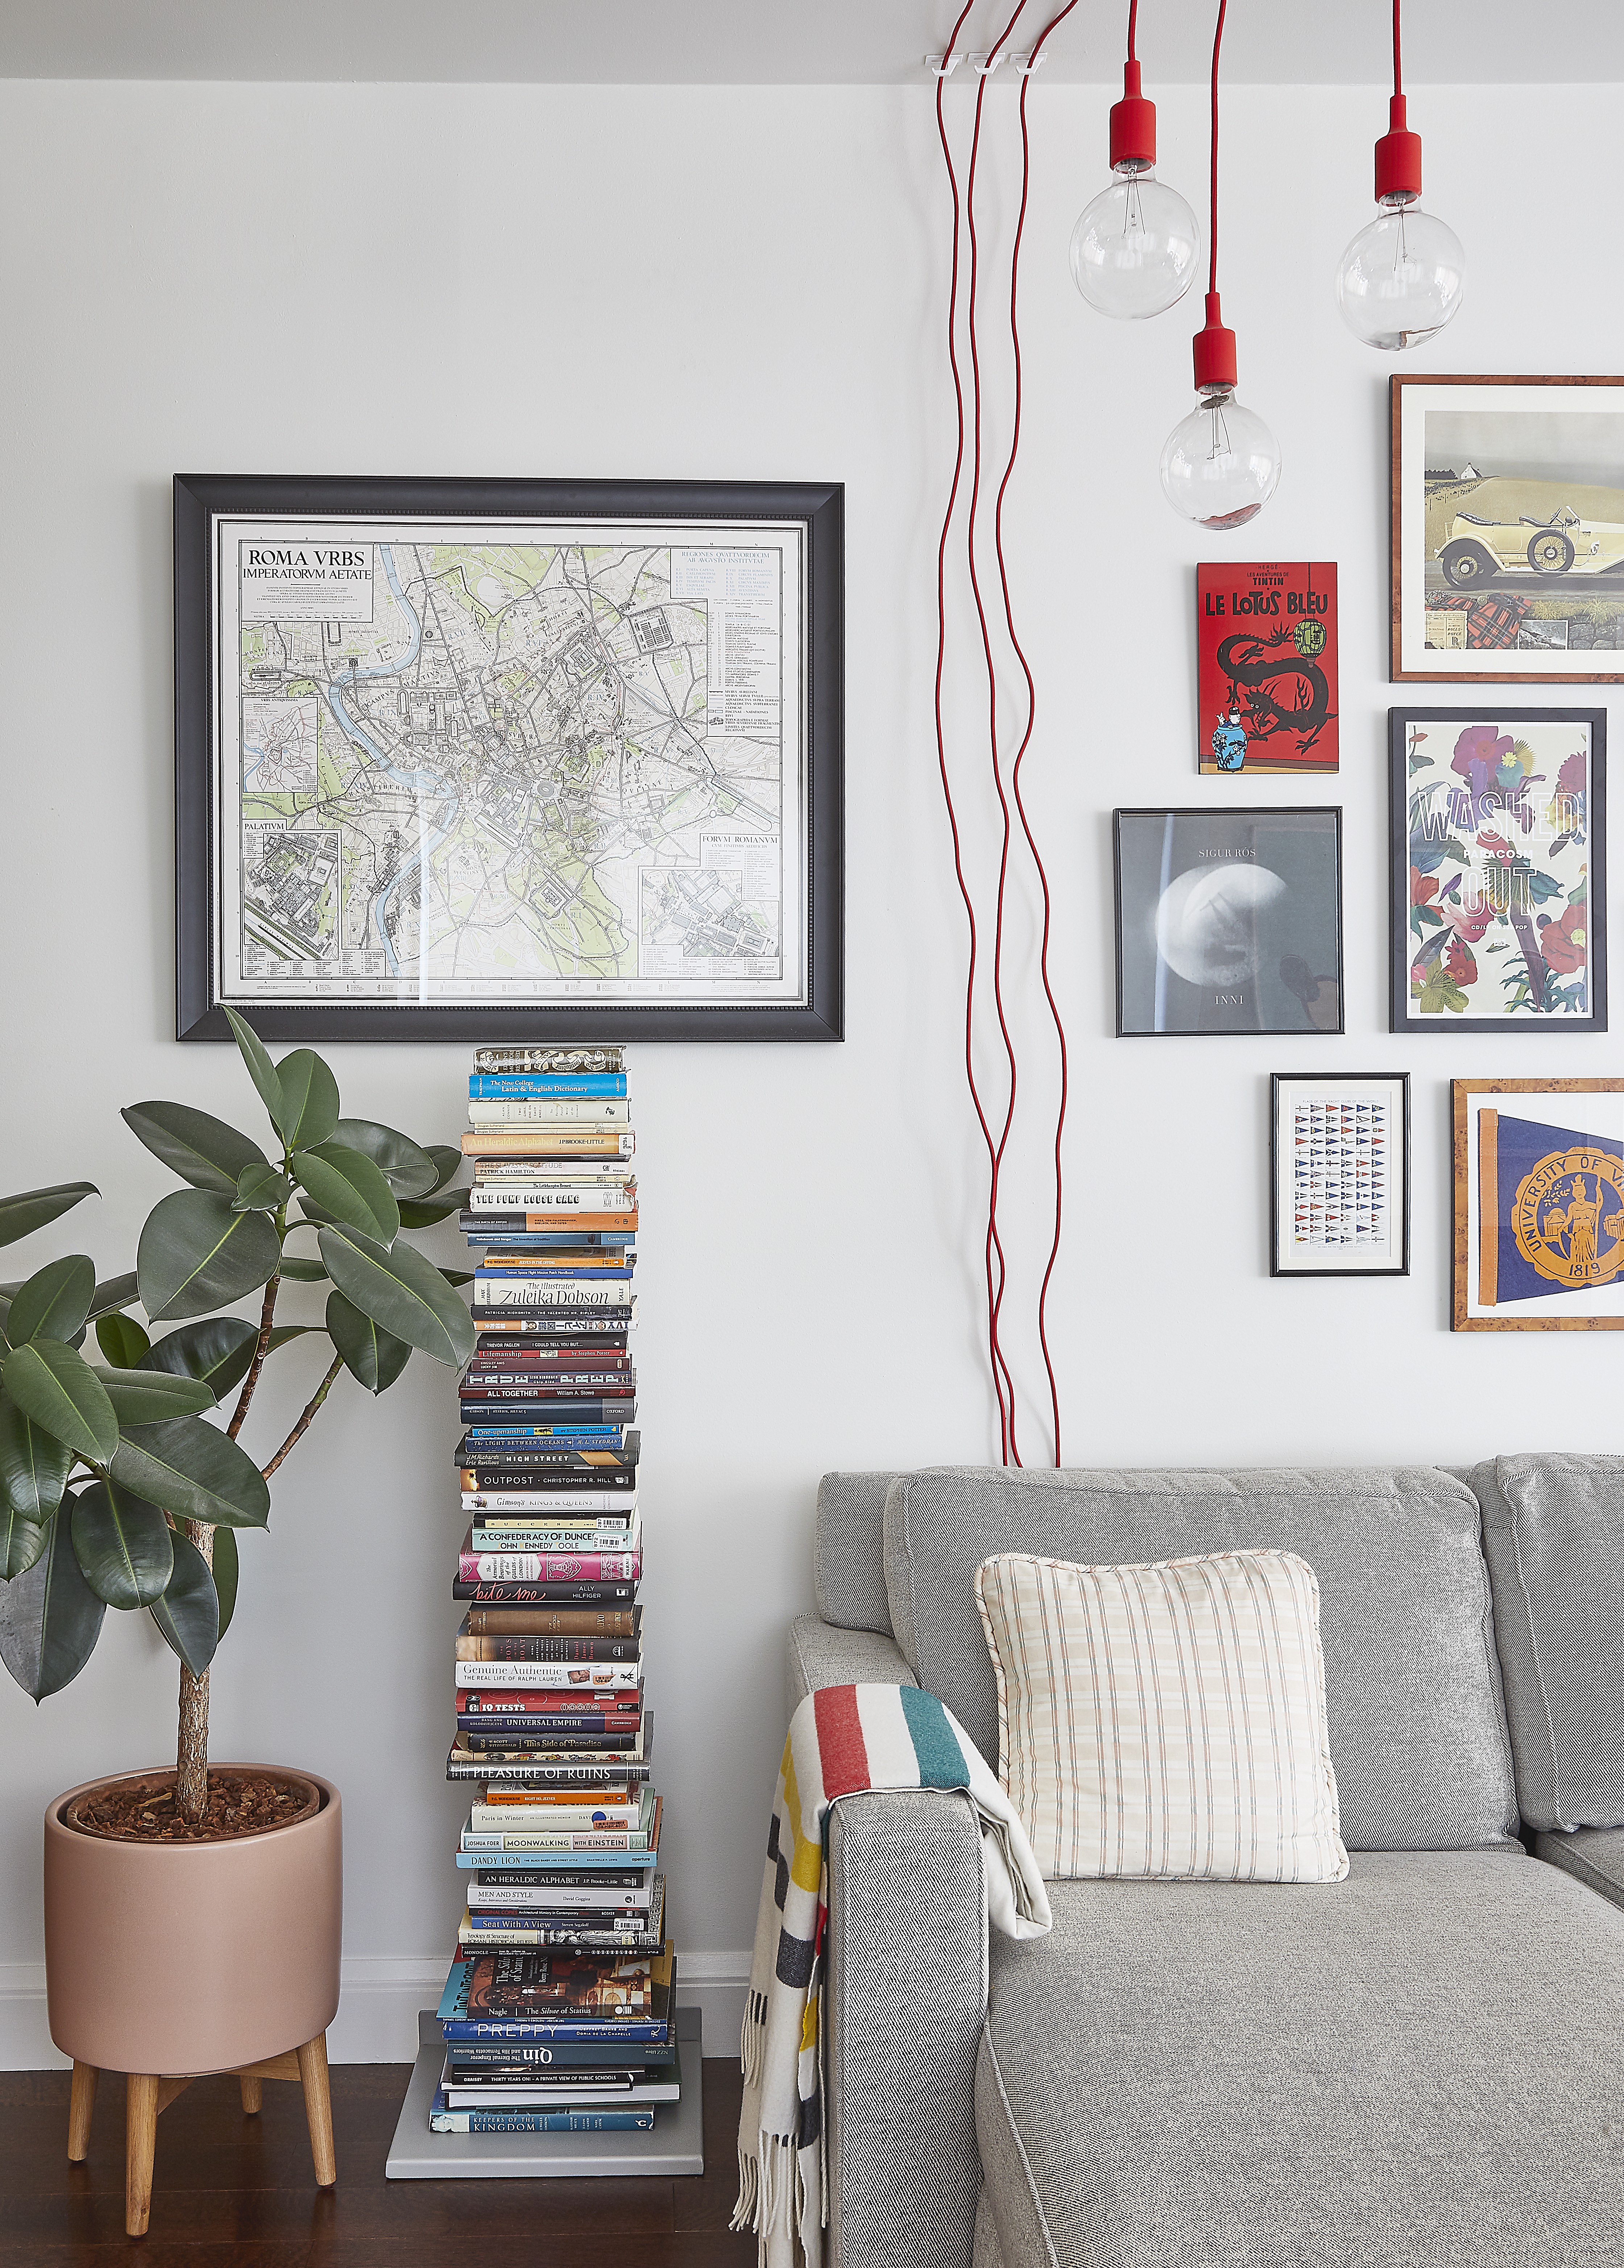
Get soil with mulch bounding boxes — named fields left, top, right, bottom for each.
left=65, top=1771, right=320, bottom=1843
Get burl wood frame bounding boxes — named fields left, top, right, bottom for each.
left=1451, top=1078, right=1624, bottom=1331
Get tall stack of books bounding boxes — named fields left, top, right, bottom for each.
left=433, top=1043, right=676, bottom=2136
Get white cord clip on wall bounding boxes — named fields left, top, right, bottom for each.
left=925, top=52, right=1044, bottom=78
left=925, top=51, right=963, bottom=76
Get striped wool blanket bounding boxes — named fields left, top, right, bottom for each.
left=732, top=1682, right=1052, bottom=2268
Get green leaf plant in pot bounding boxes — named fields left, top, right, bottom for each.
left=3, top=1011, right=472, bottom=2234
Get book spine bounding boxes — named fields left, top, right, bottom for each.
left=474, top=1285, right=634, bottom=1310
left=452, top=1582, right=638, bottom=1604
left=466, top=1210, right=638, bottom=1231
left=457, top=1682, right=642, bottom=1710
left=440, top=2020, right=669, bottom=2043
left=456, top=1634, right=641, bottom=1660
left=463, top=1130, right=636, bottom=1157
left=473, top=1161, right=636, bottom=1182
left=462, top=1490, right=637, bottom=1513
left=469, top=1531, right=635, bottom=1554
left=472, top=1316, right=634, bottom=1337
left=460, top=1832, right=654, bottom=1852
left=461, top=1394, right=636, bottom=1416
left=455, top=1662, right=642, bottom=1690
left=468, top=1099, right=631, bottom=1123
left=469, top=1075, right=628, bottom=1098
left=472, top=1048, right=626, bottom=1074
left=430, top=2106, right=656, bottom=2132
left=468, top=1802, right=645, bottom=1832
left=463, top=1369, right=633, bottom=1388
left=447, top=1755, right=651, bottom=1782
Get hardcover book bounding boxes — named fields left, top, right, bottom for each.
left=1197, top=561, right=1339, bottom=775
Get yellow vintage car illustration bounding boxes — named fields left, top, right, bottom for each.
left=1438, top=503, right=1624, bottom=588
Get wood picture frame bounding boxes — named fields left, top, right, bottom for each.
left=1388, top=706, right=1606, bottom=1033
left=1451, top=1078, right=1624, bottom=1330
left=1270, top=1073, right=1410, bottom=1277
left=1391, top=373, right=1624, bottom=683
left=174, top=474, right=844, bottom=1043
left=1113, top=807, right=1344, bottom=1037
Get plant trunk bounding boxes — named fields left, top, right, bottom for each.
left=175, top=1520, right=214, bottom=1826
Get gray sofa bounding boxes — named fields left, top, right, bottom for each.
left=788, top=1459, right=1624, bottom=2268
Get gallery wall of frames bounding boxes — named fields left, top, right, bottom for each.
left=1113, top=373, right=1624, bottom=1331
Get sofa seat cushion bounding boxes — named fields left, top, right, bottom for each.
left=975, top=1850, right=1624, bottom=2268
left=886, top=1466, right=1517, bottom=1850
left=1534, top=1824, right=1624, bottom=1911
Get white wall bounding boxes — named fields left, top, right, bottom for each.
left=0, top=74, right=1619, bottom=2064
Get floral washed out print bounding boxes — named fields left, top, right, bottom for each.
left=1408, top=720, right=1594, bottom=1019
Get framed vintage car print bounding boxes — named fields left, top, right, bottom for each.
left=1270, top=1073, right=1410, bottom=1278
left=1453, top=1079, right=1624, bottom=1330
left=1392, top=375, right=1624, bottom=683
left=1114, top=807, right=1343, bottom=1037
left=1389, top=707, right=1606, bottom=1033
left=174, top=474, right=844, bottom=1042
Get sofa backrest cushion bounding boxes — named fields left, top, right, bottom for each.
left=814, top=1472, right=900, bottom=1634
left=884, top=1466, right=1518, bottom=1851
left=1472, top=1454, right=1624, bottom=1831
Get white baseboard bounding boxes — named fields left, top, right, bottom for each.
left=0, top=1951, right=752, bottom=2069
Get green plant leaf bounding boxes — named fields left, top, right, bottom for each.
left=0, top=1339, right=119, bottom=1462
left=0, top=1505, right=106, bottom=1699
left=273, top=1050, right=340, bottom=1150
left=291, top=1142, right=400, bottom=1243
left=148, top=1529, right=219, bottom=1676
left=438, top=1267, right=475, bottom=1287
left=423, top=1145, right=463, bottom=1195
left=234, top=1162, right=293, bottom=1213
left=223, top=1006, right=286, bottom=1132
left=213, top=1523, right=239, bottom=1641
left=317, top=1224, right=475, bottom=1366
left=5, top=1255, right=95, bottom=1348
left=0, top=1390, right=75, bottom=1527
left=95, top=1311, right=151, bottom=1368
left=93, top=1365, right=217, bottom=1424
left=277, top=1256, right=329, bottom=1285
left=398, top=1187, right=471, bottom=1228
left=140, top=1315, right=258, bottom=1395
left=0, top=1504, right=48, bottom=1580
left=0, top=1183, right=98, bottom=1251
left=71, top=1478, right=174, bottom=1608
left=109, top=1416, right=270, bottom=1529
left=121, top=1101, right=270, bottom=1195
left=335, top=1118, right=439, bottom=1199
left=325, top=1288, right=411, bottom=1395
left=87, top=1272, right=141, bottom=1322
left=136, top=1189, right=280, bottom=1322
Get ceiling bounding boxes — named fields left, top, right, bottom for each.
left=0, top=0, right=1610, bottom=87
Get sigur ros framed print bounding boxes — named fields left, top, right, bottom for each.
left=1392, top=375, right=1624, bottom=683
left=174, top=475, right=844, bottom=1043
left=1114, top=807, right=1343, bottom=1037
left=1390, top=707, right=1606, bottom=1033
left=1270, top=1074, right=1410, bottom=1278
left=1453, top=1079, right=1624, bottom=1331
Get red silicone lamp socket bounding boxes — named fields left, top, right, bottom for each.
left=1109, top=59, right=1157, bottom=172
left=1374, top=92, right=1423, bottom=202
left=1192, top=293, right=1238, bottom=393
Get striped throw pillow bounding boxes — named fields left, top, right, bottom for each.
left=975, top=1548, right=1348, bottom=1883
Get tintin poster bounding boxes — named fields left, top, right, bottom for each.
left=1197, top=562, right=1338, bottom=774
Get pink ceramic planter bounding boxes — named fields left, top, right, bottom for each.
left=44, top=1765, right=342, bottom=2076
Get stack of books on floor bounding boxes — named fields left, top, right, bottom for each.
left=434, top=1042, right=676, bottom=2137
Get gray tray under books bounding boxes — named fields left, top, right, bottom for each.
left=385, top=2004, right=703, bottom=2179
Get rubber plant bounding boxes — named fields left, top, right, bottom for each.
left=0, top=1009, right=473, bottom=1824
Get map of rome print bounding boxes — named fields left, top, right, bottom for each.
left=219, top=523, right=802, bottom=1006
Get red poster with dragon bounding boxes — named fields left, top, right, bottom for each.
left=1197, top=562, right=1338, bottom=774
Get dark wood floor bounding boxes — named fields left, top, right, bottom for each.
left=1, top=2055, right=756, bottom=2264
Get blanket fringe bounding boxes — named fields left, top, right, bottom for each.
left=732, top=2131, right=799, bottom=2267
left=740, top=1989, right=767, bottom=2089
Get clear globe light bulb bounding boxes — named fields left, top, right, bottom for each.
left=1069, top=164, right=1199, bottom=320
left=1160, top=386, right=1282, bottom=530
left=1335, top=192, right=1464, bottom=350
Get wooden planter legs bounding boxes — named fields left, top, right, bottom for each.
left=65, top=2031, right=335, bottom=2238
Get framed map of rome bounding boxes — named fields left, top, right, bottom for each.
left=174, top=475, right=844, bottom=1042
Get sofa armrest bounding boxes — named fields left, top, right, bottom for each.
left=826, top=1790, right=987, bottom=2268
left=786, top=1613, right=916, bottom=1721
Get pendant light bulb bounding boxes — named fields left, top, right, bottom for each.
left=1160, top=298, right=1281, bottom=530
left=1336, top=15, right=1464, bottom=350
left=1070, top=64, right=1198, bottom=320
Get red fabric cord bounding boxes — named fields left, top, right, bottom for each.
left=935, top=1, right=1076, bottom=1468
left=1392, top=0, right=1403, bottom=99
left=965, top=0, right=1031, bottom=1464
left=1209, top=0, right=1227, bottom=296
left=934, top=0, right=1014, bottom=1459
left=1127, top=0, right=1139, bottom=64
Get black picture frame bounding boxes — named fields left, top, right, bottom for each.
left=1269, top=1073, right=1412, bottom=1278
left=1113, top=806, right=1345, bottom=1037
left=174, top=474, right=844, bottom=1043
left=1388, top=707, right=1607, bottom=1034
